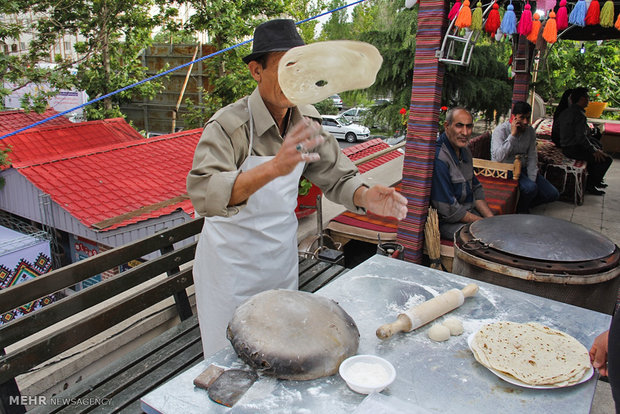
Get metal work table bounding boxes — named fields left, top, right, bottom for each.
left=141, top=254, right=611, bottom=413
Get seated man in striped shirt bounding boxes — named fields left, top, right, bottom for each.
left=431, top=107, right=494, bottom=240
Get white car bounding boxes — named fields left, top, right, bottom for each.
left=340, top=107, right=370, bottom=124
left=321, top=115, right=370, bottom=143
left=329, top=94, right=343, bottom=109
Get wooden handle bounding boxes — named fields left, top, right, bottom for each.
left=376, top=314, right=412, bottom=339
left=376, top=283, right=479, bottom=340
left=461, top=283, right=479, bottom=298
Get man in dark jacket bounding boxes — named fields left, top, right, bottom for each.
left=431, top=107, right=494, bottom=239
left=557, top=87, right=612, bottom=195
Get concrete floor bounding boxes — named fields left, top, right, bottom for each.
left=532, top=155, right=619, bottom=413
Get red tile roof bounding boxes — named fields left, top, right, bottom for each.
left=0, top=108, right=72, bottom=137
left=0, top=118, right=144, bottom=169
left=15, top=129, right=202, bottom=231
left=342, top=138, right=403, bottom=173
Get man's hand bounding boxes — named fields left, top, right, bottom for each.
left=589, top=330, right=609, bottom=376
left=355, top=185, right=408, bottom=220
left=593, top=149, right=608, bottom=163
left=270, top=117, right=324, bottom=177
left=510, top=116, right=521, bottom=138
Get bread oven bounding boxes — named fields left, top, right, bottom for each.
left=453, top=215, right=620, bottom=314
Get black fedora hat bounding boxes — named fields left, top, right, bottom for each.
left=242, top=19, right=305, bottom=64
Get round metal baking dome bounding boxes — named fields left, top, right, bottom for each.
left=468, top=215, right=616, bottom=262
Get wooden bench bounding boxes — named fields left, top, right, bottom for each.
left=0, top=218, right=347, bottom=414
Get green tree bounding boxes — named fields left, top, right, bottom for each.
left=1, top=0, right=175, bottom=119
left=318, top=0, right=350, bottom=41
left=353, top=0, right=418, bottom=132
left=443, top=39, right=513, bottom=123
left=175, top=0, right=286, bottom=126
left=535, top=39, right=620, bottom=116
left=0, top=146, right=11, bottom=189
left=285, top=0, right=327, bottom=43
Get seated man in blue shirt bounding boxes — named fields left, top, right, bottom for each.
left=431, top=107, right=494, bottom=240
left=491, top=101, right=559, bottom=213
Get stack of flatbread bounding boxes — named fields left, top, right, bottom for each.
left=470, top=321, right=591, bottom=387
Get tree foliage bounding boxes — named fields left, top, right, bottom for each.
left=1, top=0, right=175, bottom=119
left=535, top=39, right=620, bottom=115
left=443, top=39, right=513, bottom=122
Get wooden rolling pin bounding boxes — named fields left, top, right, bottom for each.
left=376, top=283, right=479, bottom=339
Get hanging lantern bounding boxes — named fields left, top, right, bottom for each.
left=405, top=0, right=418, bottom=8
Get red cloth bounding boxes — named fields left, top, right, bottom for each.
left=605, top=122, right=620, bottom=135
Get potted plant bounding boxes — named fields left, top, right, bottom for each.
left=295, top=178, right=322, bottom=219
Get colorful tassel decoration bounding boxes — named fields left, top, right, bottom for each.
left=600, top=0, right=615, bottom=27
left=528, top=13, right=542, bottom=43
left=585, top=0, right=601, bottom=25
left=556, top=0, right=569, bottom=30
left=485, top=3, right=501, bottom=34
left=518, top=3, right=533, bottom=35
left=569, top=0, right=587, bottom=27
left=616, top=11, right=620, bottom=30
left=455, top=0, right=472, bottom=28
left=471, top=1, right=483, bottom=31
left=500, top=2, right=517, bottom=35
left=543, top=11, right=558, bottom=43
left=448, top=0, right=462, bottom=21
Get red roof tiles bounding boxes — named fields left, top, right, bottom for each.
left=343, top=138, right=403, bottom=173
left=16, top=129, right=202, bottom=231
left=0, top=108, right=72, bottom=137
left=0, top=118, right=144, bottom=169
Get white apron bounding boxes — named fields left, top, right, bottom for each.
left=193, top=105, right=304, bottom=357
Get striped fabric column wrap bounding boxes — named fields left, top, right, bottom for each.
left=396, top=0, right=448, bottom=263
left=512, top=35, right=531, bottom=103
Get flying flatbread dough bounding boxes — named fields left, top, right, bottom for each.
left=470, top=321, right=590, bottom=386
left=278, top=40, right=382, bottom=105
left=227, top=289, right=360, bottom=380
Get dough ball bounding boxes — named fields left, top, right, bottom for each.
left=427, top=324, right=451, bottom=342
left=442, top=318, right=464, bottom=336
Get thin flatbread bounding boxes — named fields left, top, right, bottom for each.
left=227, top=289, right=359, bottom=380
left=278, top=40, right=382, bottom=105
left=471, top=321, right=590, bottom=386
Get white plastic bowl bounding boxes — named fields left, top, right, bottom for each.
left=339, top=354, right=396, bottom=394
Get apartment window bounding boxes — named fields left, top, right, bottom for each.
left=19, top=42, right=26, bottom=50
left=11, top=44, right=17, bottom=52
left=64, top=41, right=72, bottom=51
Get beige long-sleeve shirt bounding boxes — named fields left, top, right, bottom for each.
left=187, top=88, right=367, bottom=217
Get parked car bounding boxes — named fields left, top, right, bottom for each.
left=330, top=94, right=343, bottom=109
left=340, top=107, right=370, bottom=124
left=373, top=98, right=392, bottom=106
left=321, top=115, right=370, bottom=143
